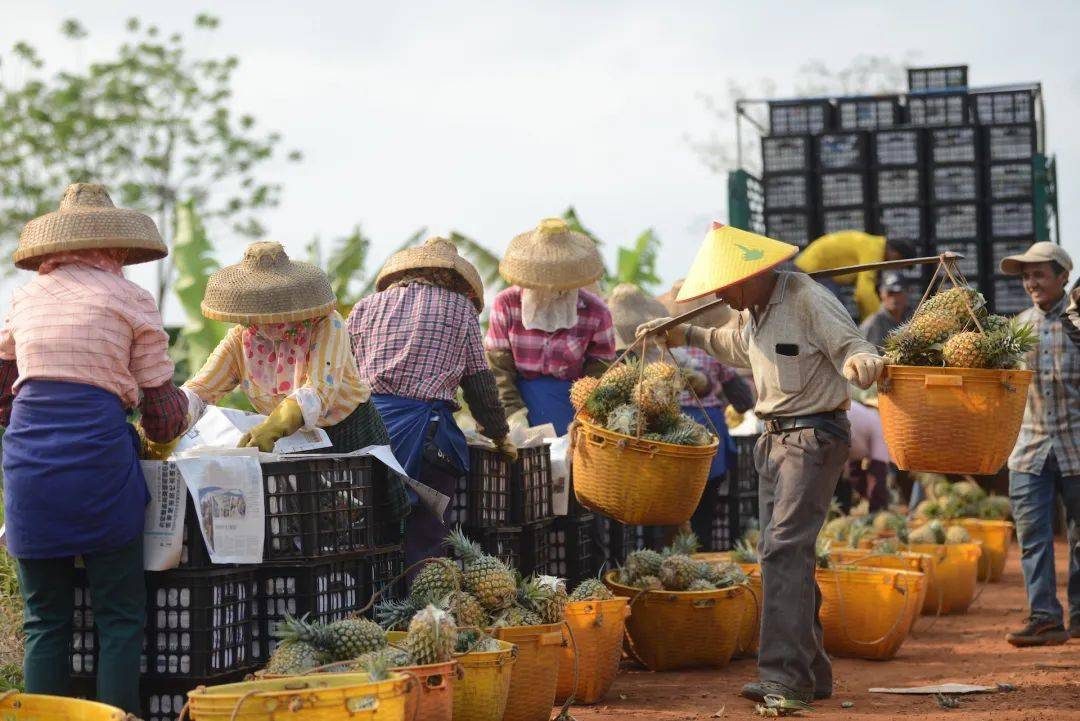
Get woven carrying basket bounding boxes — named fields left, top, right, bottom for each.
left=691, top=553, right=761, bottom=657
left=879, top=365, right=1032, bottom=475
left=185, top=672, right=412, bottom=721
left=452, top=639, right=516, bottom=721
left=604, top=572, right=745, bottom=671
left=817, top=567, right=924, bottom=660
left=907, top=542, right=983, bottom=615
left=955, top=519, right=1013, bottom=582
left=572, top=417, right=717, bottom=525
left=0, top=694, right=128, bottom=721
left=381, top=632, right=456, bottom=721
left=555, top=598, right=631, bottom=705
left=488, top=624, right=564, bottom=721
left=827, top=550, right=932, bottom=613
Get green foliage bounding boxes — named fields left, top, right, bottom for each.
left=0, top=14, right=301, bottom=304
left=560, top=207, right=662, bottom=293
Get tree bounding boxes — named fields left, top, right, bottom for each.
left=0, top=14, right=301, bottom=304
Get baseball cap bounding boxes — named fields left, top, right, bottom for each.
left=999, top=241, right=1073, bottom=275
left=879, top=271, right=906, bottom=293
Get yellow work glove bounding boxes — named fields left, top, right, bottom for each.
left=725, top=405, right=745, bottom=430
left=843, top=353, right=884, bottom=391
left=494, top=436, right=518, bottom=462
left=636, top=318, right=689, bottom=348
left=134, top=423, right=180, bottom=461
left=507, top=407, right=531, bottom=431
left=239, top=397, right=305, bottom=453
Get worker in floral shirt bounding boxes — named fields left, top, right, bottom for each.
left=348, top=237, right=515, bottom=569
left=0, top=184, right=188, bottom=714
left=486, top=218, right=616, bottom=435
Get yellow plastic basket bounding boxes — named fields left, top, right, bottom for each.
left=572, top=416, right=717, bottom=524
left=488, top=624, right=564, bottom=721
left=828, top=549, right=932, bottom=614
left=383, top=631, right=457, bottom=721
left=817, top=567, right=924, bottom=660
left=907, top=542, right=983, bottom=615
left=692, top=553, right=761, bottom=657
left=185, top=672, right=412, bottom=721
left=452, top=638, right=516, bottom=721
left=555, top=598, right=631, bottom=705
left=878, top=366, right=1032, bottom=474
left=956, top=519, right=1014, bottom=582
left=0, top=693, right=128, bottom=721
left=605, top=572, right=745, bottom=671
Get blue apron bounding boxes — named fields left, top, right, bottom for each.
left=517, top=376, right=575, bottom=436
left=370, top=394, right=469, bottom=487
left=2, top=380, right=148, bottom=559
left=682, top=404, right=736, bottom=480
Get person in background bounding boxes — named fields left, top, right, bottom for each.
left=859, top=271, right=912, bottom=349
left=997, top=242, right=1080, bottom=647
left=1063, top=284, right=1080, bottom=348
left=794, top=231, right=916, bottom=322
left=485, top=218, right=616, bottom=435
left=0, top=184, right=188, bottom=714
left=348, top=237, right=515, bottom=569
left=843, top=400, right=892, bottom=512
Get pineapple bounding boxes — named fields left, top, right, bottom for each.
left=569, top=575, right=614, bottom=602
left=642, top=362, right=681, bottom=386
left=598, top=364, right=639, bottom=402
left=356, top=648, right=396, bottom=681
left=410, top=558, right=462, bottom=606
left=821, top=516, right=853, bottom=541
left=323, top=618, right=388, bottom=660
left=265, top=639, right=326, bottom=675
left=604, top=403, right=642, bottom=436
left=942, top=331, right=989, bottom=368
left=354, top=646, right=414, bottom=671
left=530, top=575, right=569, bottom=624
left=908, top=520, right=946, bottom=545
left=731, top=538, right=759, bottom=564
left=446, top=528, right=517, bottom=612
left=815, top=538, right=833, bottom=569
left=978, top=495, right=1011, bottom=520
left=404, top=605, right=457, bottom=666
left=713, top=562, right=748, bottom=588
left=633, top=378, right=679, bottom=418
left=871, top=512, right=907, bottom=535
left=661, top=417, right=710, bottom=446
left=584, top=384, right=626, bottom=424
left=493, top=604, right=544, bottom=627
left=375, top=597, right=420, bottom=631
left=908, top=309, right=963, bottom=345
left=625, top=548, right=663, bottom=580
left=882, top=327, right=940, bottom=367
left=570, top=376, right=600, bottom=412
left=687, top=579, right=717, bottom=592
left=666, top=531, right=701, bottom=556
left=658, top=554, right=698, bottom=591
left=873, top=538, right=901, bottom=555
left=981, top=320, right=1037, bottom=369
left=945, top=525, right=971, bottom=545
left=917, top=286, right=984, bottom=322
left=951, top=480, right=987, bottom=504
left=634, top=575, right=663, bottom=591
left=441, top=590, right=488, bottom=630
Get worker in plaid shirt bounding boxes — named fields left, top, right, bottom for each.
left=348, top=237, right=515, bottom=570
left=998, top=242, right=1080, bottom=647
left=485, top=218, right=616, bottom=435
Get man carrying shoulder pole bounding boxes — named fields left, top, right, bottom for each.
left=638, top=223, right=883, bottom=704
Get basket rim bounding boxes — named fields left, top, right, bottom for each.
left=603, top=571, right=747, bottom=600
left=883, top=365, right=1034, bottom=381
left=575, top=416, right=720, bottom=457
left=817, top=566, right=927, bottom=585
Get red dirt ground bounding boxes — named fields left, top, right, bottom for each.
left=565, top=541, right=1080, bottom=720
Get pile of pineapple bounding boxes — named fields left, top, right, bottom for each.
left=571, top=362, right=712, bottom=445
left=883, top=286, right=1036, bottom=369
left=614, top=532, right=748, bottom=592
left=820, top=507, right=973, bottom=553
left=912, top=477, right=1011, bottom=522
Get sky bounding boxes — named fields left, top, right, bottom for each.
left=0, top=0, right=1078, bottom=323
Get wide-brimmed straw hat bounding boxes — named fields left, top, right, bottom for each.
left=677, top=223, right=799, bottom=303
left=202, top=241, right=336, bottom=324
left=376, top=236, right=485, bottom=312
left=500, top=218, right=604, bottom=291
left=608, top=283, right=669, bottom=350
left=15, top=183, right=167, bottom=270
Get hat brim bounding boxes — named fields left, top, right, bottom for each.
left=1000, top=254, right=1051, bottom=275
left=675, top=251, right=797, bottom=304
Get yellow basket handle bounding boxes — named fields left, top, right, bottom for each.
left=539, top=630, right=565, bottom=646
left=924, top=375, right=963, bottom=389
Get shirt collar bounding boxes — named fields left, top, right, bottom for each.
left=1031, top=294, right=1067, bottom=318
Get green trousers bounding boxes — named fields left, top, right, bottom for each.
left=16, top=537, right=145, bottom=714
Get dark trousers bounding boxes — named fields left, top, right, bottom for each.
left=845, top=459, right=890, bottom=512
left=404, top=458, right=460, bottom=582
left=15, top=538, right=145, bottom=714
left=755, top=426, right=849, bottom=694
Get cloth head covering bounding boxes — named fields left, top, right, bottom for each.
left=608, top=283, right=668, bottom=350
left=202, top=241, right=336, bottom=324
left=521, top=288, right=579, bottom=332
left=500, top=218, right=604, bottom=291
left=37, top=248, right=128, bottom=276
left=15, top=183, right=167, bottom=270
left=376, top=236, right=485, bottom=312
left=999, top=241, right=1074, bottom=275
left=677, top=222, right=799, bottom=303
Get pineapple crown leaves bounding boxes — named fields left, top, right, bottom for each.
left=375, top=597, right=421, bottom=631
left=445, top=527, right=484, bottom=564
left=665, top=530, right=702, bottom=556
left=273, top=612, right=317, bottom=643
left=358, top=649, right=393, bottom=682
left=536, top=574, right=567, bottom=594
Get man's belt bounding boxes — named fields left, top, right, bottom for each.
left=762, top=411, right=848, bottom=437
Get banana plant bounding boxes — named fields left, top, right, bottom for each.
left=561, top=206, right=662, bottom=294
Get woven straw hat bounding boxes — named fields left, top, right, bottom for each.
left=608, top=283, right=668, bottom=349
left=15, top=183, right=167, bottom=270
left=376, top=236, right=485, bottom=312
left=500, top=218, right=604, bottom=291
left=677, top=223, right=798, bottom=303
left=202, top=241, right=336, bottom=324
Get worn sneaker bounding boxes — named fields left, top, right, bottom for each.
left=1005, top=618, right=1069, bottom=647
left=741, top=681, right=813, bottom=704
left=814, top=688, right=832, bottom=700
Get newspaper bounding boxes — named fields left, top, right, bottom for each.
left=141, top=461, right=188, bottom=570
left=174, top=454, right=266, bottom=564
left=176, top=405, right=331, bottom=455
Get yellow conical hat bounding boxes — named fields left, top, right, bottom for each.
left=676, top=222, right=799, bottom=303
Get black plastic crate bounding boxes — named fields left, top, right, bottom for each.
left=815, top=132, right=868, bottom=170
left=875, top=167, right=923, bottom=205
left=986, top=124, right=1037, bottom=161
left=592, top=514, right=634, bottom=570
left=732, top=435, right=761, bottom=497
left=460, top=526, right=522, bottom=572
left=465, top=445, right=513, bottom=527
left=992, top=277, right=1030, bottom=315
left=255, top=554, right=368, bottom=658
left=872, top=129, right=924, bottom=166
left=908, top=66, right=968, bottom=92
left=932, top=203, right=981, bottom=241
left=989, top=241, right=1031, bottom=272
left=362, top=545, right=406, bottom=611
left=929, top=127, right=979, bottom=164
left=876, top=205, right=925, bottom=241
left=72, top=567, right=258, bottom=679
left=837, top=96, right=900, bottom=130
left=906, top=92, right=969, bottom=127
left=931, top=165, right=980, bottom=202
left=988, top=162, right=1034, bottom=200
left=690, top=484, right=736, bottom=552
left=547, top=514, right=595, bottom=584
left=930, top=242, right=980, bottom=278
left=819, top=172, right=868, bottom=208
left=763, top=173, right=812, bottom=209
left=521, top=520, right=554, bottom=577
left=762, top=135, right=812, bottom=173
left=446, top=471, right=470, bottom=528
left=765, top=210, right=815, bottom=247
left=511, top=445, right=553, bottom=524
left=973, top=88, right=1037, bottom=125
left=769, top=100, right=833, bottom=136
left=990, top=201, right=1035, bottom=239
left=821, top=206, right=871, bottom=235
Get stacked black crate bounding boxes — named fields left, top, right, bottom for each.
left=927, top=126, right=984, bottom=289
left=871, top=129, right=928, bottom=308
left=817, top=131, right=871, bottom=236
left=690, top=434, right=759, bottom=551
left=763, top=100, right=831, bottom=248
left=974, top=87, right=1041, bottom=315
left=907, top=65, right=969, bottom=93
